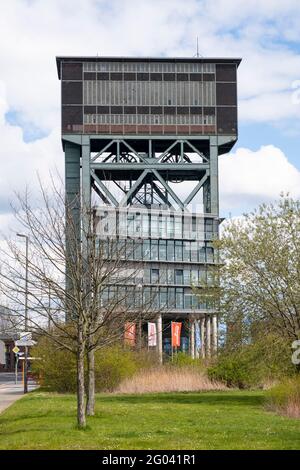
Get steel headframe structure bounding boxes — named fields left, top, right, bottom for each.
left=57, top=56, right=241, bottom=360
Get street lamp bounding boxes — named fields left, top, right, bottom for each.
left=17, top=233, right=29, bottom=394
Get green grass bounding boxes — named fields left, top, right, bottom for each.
left=0, top=390, right=300, bottom=449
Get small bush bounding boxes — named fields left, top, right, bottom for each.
left=31, top=338, right=77, bottom=393
left=207, top=334, right=296, bottom=388
left=167, top=351, right=204, bottom=369
left=94, top=346, right=138, bottom=392
left=265, top=376, right=300, bottom=418
left=31, top=338, right=144, bottom=393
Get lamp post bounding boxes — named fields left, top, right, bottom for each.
left=17, top=233, right=29, bottom=394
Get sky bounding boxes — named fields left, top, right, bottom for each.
left=0, top=0, right=300, bottom=236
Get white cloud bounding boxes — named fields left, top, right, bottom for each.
left=0, top=0, right=300, bottom=131
left=0, top=0, right=300, bottom=234
left=0, top=81, right=62, bottom=217
left=219, top=145, right=300, bottom=213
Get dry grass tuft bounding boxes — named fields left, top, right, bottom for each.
left=115, top=366, right=227, bottom=394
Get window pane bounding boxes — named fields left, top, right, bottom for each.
left=159, top=240, right=167, bottom=260
left=175, top=241, right=183, bottom=261
left=175, top=269, right=183, bottom=285
left=167, top=240, right=175, bottom=261
left=143, top=240, right=150, bottom=260
left=151, top=268, right=159, bottom=284
left=151, top=240, right=159, bottom=260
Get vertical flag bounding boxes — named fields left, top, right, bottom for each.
left=171, top=322, right=182, bottom=348
left=195, top=321, right=201, bottom=354
left=124, top=322, right=136, bottom=346
left=148, top=322, right=157, bottom=347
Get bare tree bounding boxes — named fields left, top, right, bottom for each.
left=0, top=179, right=157, bottom=427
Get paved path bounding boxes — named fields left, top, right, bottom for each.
left=0, top=372, right=22, bottom=385
left=0, top=376, right=37, bottom=414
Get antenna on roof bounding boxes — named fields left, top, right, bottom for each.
left=194, top=37, right=202, bottom=58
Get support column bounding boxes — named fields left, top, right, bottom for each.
left=200, top=317, right=205, bottom=359
left=190, top=318, right=195, bottom=359
left=64, top=141, right=81, bottom=321
left=205, top=315, right=211, bottom=358
left=81, top=138, right=91, bottom=251
left=209, top=136, right=219, bottom=216
left=212, top=313, right=218, bottom=354
left=157, top=313, right=163, bottom=364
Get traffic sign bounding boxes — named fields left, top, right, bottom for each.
left=12, top=346, right=20, bottom=354
left=15, top=340, right=36, bottom=347
left=20, top=332, right=32, bottom=341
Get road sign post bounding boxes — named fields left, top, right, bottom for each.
left=13, top=346, right=20, bottom=385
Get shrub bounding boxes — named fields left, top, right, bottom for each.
left=94, top=346, right=138, bottom=392
left=31, top=338, right=143, bottom=393
left=265, top=376, right=300, bottom=418
left=207, top=334, right=296, bottom=388
left=167, top=351, right=204, bottom=369
left=31, top=337, right=77, bottom=393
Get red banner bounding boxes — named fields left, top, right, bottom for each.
left=124, top=322, right=136, bottom=346
left=171, top=322, right=182, bottom=348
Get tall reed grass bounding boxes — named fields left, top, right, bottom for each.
left=115, top=366, right=227, bottom=394
left=265, top=376, right=300, bottom=419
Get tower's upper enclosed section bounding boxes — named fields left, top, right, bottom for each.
left=56, top=56, right=241, bottom=137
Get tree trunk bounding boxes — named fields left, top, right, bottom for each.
left=86, top=347, right=95, bottom=416
left=77, top=337, right=86, bottom=428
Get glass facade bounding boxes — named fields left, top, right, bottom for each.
left=96, top=208, right=219, bottom=314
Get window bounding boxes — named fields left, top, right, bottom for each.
left=134, top=240, right=142, bottom=260
left=144, top=269, right=151, bottom=283
left=151, top=269, right=159, bottom=284
left=199, top=267, right=206, bottom=285
left=207, top=245, right=214, bottom=263
left=143, top=287, right=151, bottom=306
left=159, top=239, right=167, bottom=260
left=167, top=240, right=175, bottom=261
left=127, top=213, right=134, bottom=236
left=152, top=287, right=159, bottom=308
left=160, top=288, right=168, bottom=308
left=160, top=268, right=167, bottom=284
left=167, top=269, right=175, bottom=284
left=184, top=292, right=192, bottom=309
left=159, top=214, right=166, bottom=238
left=168, top=288, right=175, bottom=308
left=191, top=269, right=198, bottom=285
left=167, top=215, right=175, bottom=237
left=191, top=242, right=198, bottom=262
left=199, top=243, right=206, bottom=262
left=142, top=214, right=149, bottom=237
left=151, top=240, right=159, bottom=260
left=151, top=214, right=159, bottom=237
left=175, top=269, right=183, bottom=285
left=183, top=269, right=190, bottom=285
left=143, top=240, right=150, bottom=260
left=175, top=216, right=182, bottom=238
left=175, top=288, right=184, bottom=309
left=126, top=239, right=134, bottom=259
left=183, top=241, right=190, bottom=262
left=175, top=241, right=183, bottom=261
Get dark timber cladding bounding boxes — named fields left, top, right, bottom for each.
left=57, top=56, right=241, bottom=360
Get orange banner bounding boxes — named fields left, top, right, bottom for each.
left=171, top=322, right=182, bottom=348
left=124, top=322, right=136, bottom=346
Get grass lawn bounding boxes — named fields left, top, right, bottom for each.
left=0, top=390, right=300, bottom=449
